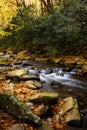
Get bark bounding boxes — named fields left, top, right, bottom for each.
left=40, top=0, right=50, bottom=12
left=0, top=93, right=42, bottom=125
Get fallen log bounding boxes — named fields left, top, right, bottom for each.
left=0, top=93, right=42, bottom=125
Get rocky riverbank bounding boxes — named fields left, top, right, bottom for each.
left=0, top=49, right=87, bottom=130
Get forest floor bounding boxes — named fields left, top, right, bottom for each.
left=0, top=47, right=87, bottom=130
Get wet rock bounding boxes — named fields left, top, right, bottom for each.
left=59, top=97, right=75, bottom=116
left=19, top=75, right=39, bottom=80
left=8, top=123, right=26, bottom=130
left=28, top=92, right=59, bottom=105
left=0, top=93, right=42, bottom=125
left=37, top=124, right=54, bottom=130
left=6, top=69, right=28, bottom=78
left=22, top=60, right=30, bottom=66
left=11, top=62, right=23, bottom=68
left=34, top=80, right=42, bottom=88
left=65, top=99, right=81, bottom=126
left=25, top=80, right=41, bottom=89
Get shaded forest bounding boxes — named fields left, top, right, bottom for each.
left=0, top=0, right=87, bottom=56
left=0, top=1, right=87, bottom=130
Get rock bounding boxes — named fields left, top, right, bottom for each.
left=28, top=92, right=59, bottom=105
left=51, top=57, right=63, bottom=64
left=25, top=80, right=41, bottom=89
left=25, top=80, right=37, bottom=89
left=0, top=59, right=8, bottom=66
left=54, top=114, right=60, bottom=121
left=6, top=69, right=28, bottom=78
left=19, top=75, right=39, bottom=80
left=0, top=93, right=42, bottom=125
left=4, top=54, right=10, bottom=59
left=37, top=104, right=49, bottom=116
left=65, top=99, right=81, bottom=126
left=17, top=50, right=28, bottom=57
left=34, top=80, right=42, bottom=88
left=59, top=97, right=75, bottom=116
left=11, top=62, right=23, bottom=68
left=0, top=75, right=6, bottom=80
left=82, top=64, right=87, bottom=76
left=8, top=123, right=26, bottom=130
left=0, top=52, right=4, bottom=56
left=37, top=124, right=54, bottom=130
left=3, top=83, right=14, bottom=92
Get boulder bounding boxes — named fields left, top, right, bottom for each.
left=28, top=92, right=59, bottom=105
left=65, top=99, right=81, bottom=126
left=25, top=80, right=41, bottom=89
left=6, top=69, right=28, bottom=78
left=59, top=97, right=75, bottom=116
left=0, top=93, right=42, bottom=125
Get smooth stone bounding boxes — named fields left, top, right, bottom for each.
left=28, top=92, right=59, bottom=105
left=59, top=97, right=75, bottom=116
left=25, top=80, right=41, bottom=89
left=19, top=75, right=39, bottom=80
left=6, top=69, right=28, bottom=78
left=65, top=99, right=81, bottom=126
left=25, top=80, right=37, bottom=89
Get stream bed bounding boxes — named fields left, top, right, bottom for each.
left=10, top=59, right=87, bottom=110
left=0, top=52, right=87, bottom=130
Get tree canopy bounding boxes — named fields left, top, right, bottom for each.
left=0, top=0, right=87, bottom=55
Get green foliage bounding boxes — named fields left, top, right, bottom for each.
left=0, top=0, right=87, bottom=55
left=31, top=0, right=87, bottom=54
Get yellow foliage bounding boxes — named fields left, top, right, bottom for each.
left=0, top=0, right=17, bottom=28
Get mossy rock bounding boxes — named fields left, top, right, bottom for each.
left=0, top=93, right=42, bottom=125
left=28, top=92, right=59, bottom=105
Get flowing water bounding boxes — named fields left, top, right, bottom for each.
left=0, top=58, right=87, bottom=129
left=25, top=60, right=87, bottom=110
left=0, top=59, right=87, bottom=110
